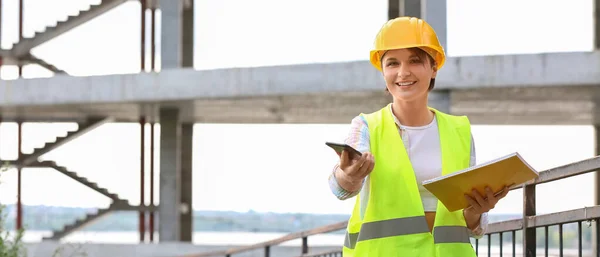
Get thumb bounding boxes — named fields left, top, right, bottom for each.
left=340, top=150, right=349, bottom=166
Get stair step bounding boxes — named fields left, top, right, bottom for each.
left=45, top=207, right=114, bottom=240
left=13, top=0, right=128, bottom=59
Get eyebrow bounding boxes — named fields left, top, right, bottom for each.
left=384, top=55, right=420, bottom=62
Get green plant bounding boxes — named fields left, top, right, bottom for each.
left=0, top=162, right=88, bottom=257
left=0, top=161, right=27, bottom=257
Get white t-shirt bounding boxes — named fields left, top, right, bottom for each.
left=398, top=115, right=443, bottom=211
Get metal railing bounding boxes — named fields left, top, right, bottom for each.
left=182, top=156, right=600, bottom=257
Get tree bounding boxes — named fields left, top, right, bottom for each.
left=0, top=161, right=27, bottom=257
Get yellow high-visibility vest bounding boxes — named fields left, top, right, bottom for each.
left=342, top=104, right=477, bottom=257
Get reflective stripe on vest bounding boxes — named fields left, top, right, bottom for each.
left=343, top=216, right=471, bottom=249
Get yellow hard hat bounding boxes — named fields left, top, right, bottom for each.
left=369, top=17, right=445, bottom=72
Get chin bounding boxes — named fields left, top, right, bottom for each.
left=389, top=89, right=427, bottom=103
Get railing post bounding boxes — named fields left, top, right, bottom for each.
left=16, top=120, right=22, bottom=231
left=522, top=183, right=536, bottom=257
left=264, top=245, right=270, bottom=257
left=139, top=116, right=146, bottom=242
left=594, top=123, right=600, bottom=255
left=302, top=236, right=308, bottom=254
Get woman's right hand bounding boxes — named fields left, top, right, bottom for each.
left=336, top=150, right=375, bottom=187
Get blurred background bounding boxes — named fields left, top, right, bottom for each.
left=0, top=0, right=598, bottom=256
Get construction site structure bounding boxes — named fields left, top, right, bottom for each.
left=0, top=0, right=599, bottom=256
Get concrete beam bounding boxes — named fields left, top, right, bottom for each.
left=0, top=86, right=597, bottom=125
left=0, top=51, right=598, bottom=107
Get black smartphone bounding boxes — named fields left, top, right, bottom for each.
left=325, top=142, right=362, bottom=160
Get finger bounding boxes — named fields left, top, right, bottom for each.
left=485, top=187, right=498, bottom=208
left=361, top=153, right=375, bottom=176
left=365, top=154, right=375, bottom=174
left=354, top=152, right=368, bottom=166
left=485, top=187, right=495, bottom=201
left=464, top=194, right=481, bottom=212
left=348, top=153, right=367, bottom=174
left=498, top=186, right=510, bottom=199
left=356, top=153, right=371, bottom=175
left=472, top=189, right=490, bottom=210
left=339, top=150, right=349, bottom=168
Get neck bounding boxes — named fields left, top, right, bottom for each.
left=391, top=98, right=434, bottom=127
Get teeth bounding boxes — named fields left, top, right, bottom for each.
left=397, top=81, right=416, bottom=86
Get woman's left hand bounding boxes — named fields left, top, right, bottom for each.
left=464, top=186, right=510, bottom=215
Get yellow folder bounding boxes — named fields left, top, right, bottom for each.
left=422, top=152, right=539, bottom=212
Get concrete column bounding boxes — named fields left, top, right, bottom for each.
left=158, top=0, right=195, bottom=243
left=159, top=0, right=194, bottom=69
left=388, top=0, right=447, bottom=52
left=159, top=107, right=181, bottom=242
left=389, top=0, right=421, bottom=20
left=428, top=90, right=451, bottom=114
left=421, top=0, right=447, bottom=51
left=180, top=123, right=193, bottom=242
left=595, top=0, right=599, bottom=50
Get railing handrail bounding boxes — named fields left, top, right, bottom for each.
left=515, top=156, right=600, bottom=188
left=180, top=155, right=600, bottom=257
left=181, top=222, right=347, bottom=257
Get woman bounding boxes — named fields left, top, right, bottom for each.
left=328, top=17, right=510, bottom=256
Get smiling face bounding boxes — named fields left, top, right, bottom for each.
left=381, top=48, right=437, bottom=103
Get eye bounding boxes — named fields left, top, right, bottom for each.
left=386, top=61, right=399, bottom=67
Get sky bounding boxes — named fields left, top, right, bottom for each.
left=0, top=0, right=597, bottom=218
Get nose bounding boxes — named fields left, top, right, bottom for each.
left=397, top=65, right=411, bottom=78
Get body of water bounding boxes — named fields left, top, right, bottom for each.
left=13, top=230, right=345, bottom=246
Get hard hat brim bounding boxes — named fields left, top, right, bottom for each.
left=369, top=44, right=445, bottom=72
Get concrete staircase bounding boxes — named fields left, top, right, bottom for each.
left=10, top=0, right=129, bottom=57
left=42, top=203, right=121, bottom=240
left=14, top=116, right=129, bottom=241
left=22, top=53, right=66, bottom=74
left=35, top=160, right=127, bottom=202
left=18, top=117, right=113, bottom=166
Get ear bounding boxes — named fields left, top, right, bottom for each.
left=431, top=63, right=438, bottom=79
